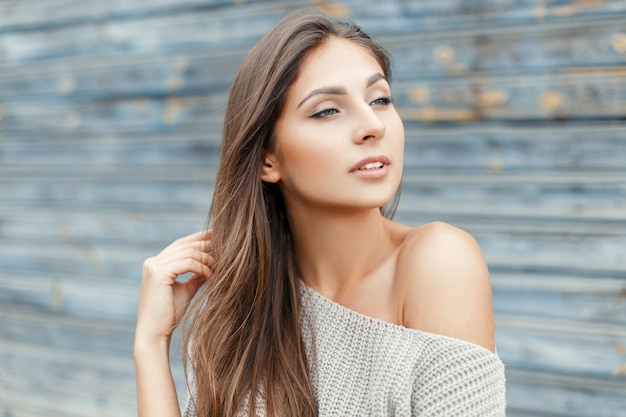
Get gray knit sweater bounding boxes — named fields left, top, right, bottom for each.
left=183, top=281, right=507, bottom=416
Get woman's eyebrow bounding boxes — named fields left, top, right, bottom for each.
left=297, top=86, right=346, bottom=109
left=296, top=72, right=387, bottom=109
left=366, top=72, right=386, bottom=88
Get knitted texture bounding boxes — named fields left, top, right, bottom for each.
left=182, top=281, right=506, bottom=416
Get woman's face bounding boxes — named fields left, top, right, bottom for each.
left=264, top=37, right=404, bottom=213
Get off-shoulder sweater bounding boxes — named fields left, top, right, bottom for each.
left=182, top=281, right=507, bottom=416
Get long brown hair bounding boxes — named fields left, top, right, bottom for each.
left=183, top=9, right=393, bottom=417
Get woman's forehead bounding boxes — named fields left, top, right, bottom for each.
left=286, top=38, right=385, bottom=100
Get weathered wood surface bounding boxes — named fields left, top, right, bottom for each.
left=1, top=0, right=625, bottom=416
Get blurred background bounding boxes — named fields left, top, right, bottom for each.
left=1, top=0, right=625, bottom=416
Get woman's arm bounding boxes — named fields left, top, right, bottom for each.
left=134, top=231, right=213, bottom=417
left=135, top=339, right=181, bottom=417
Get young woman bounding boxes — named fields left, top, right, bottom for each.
left=135, top=9, right=506, bottom=417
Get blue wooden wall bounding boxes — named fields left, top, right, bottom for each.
left=1, top=1, right=625, bottom=416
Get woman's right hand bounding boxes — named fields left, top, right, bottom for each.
left=135, top=230, right=214, bottom=350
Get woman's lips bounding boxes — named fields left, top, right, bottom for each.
left=349, top=155, right=391, bottom=178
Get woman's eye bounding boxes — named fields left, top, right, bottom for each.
left=371, top=96, right=393, bottom=106
left=311, top=108, right=339, bottom=119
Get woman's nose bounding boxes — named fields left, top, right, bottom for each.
left=353, top=106, right=386, bottom=144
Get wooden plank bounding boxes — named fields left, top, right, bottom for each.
left=398, top=165, right=626, bottom=224
left=492, top=274, right=626, bottom=326
left=0, top=274, right=142, bottom=323
left=0, top=94, right=227, bottom=136
left=0, top=50, right=244, bottom=99
left=496, top=315, right=626, bottom=378
left=396, top=202, right=626, bottom=226
left=1, top=0, right=624, bottom=34
left=0, top=307, right=187, bottom=416
left=0, top=304, right=135, bottom=355
left=400, top=171, right=626, bottom=184
left=0, top=206, right=208, bottom=246
left=0, top=341, right=136, bottom=405
left=0, top=240, right=152, bottom=282
left=505, top=368, right=626, bottom=417
left=0, top=182, right=213, bottom=212
left=0, top=210, right=208, bottom=252
left=382, top=16, right=626, bottom=80
left=402, top=123, right=626, bottom=172
left=0, top=5, right=290, bottom=66
left=393, top=68, right=626, bottom=122
left=475, top=231, right=626, bottom=276
left=0, top=306, right=174, bottom=417
left=2, top=10, right=624, bottom=74
left=352, top=0, right=626, bottom=35
left=0, top=0, right=275, bottom=31
left=0, top=133, right=222, bottom=168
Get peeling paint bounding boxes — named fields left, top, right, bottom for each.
left=397, top=107, right=479, bottom=122
left=523, top=345, right=534, bottom=356
left=163, top=97, right=181, bottom=124
left=533, top=0, right=547, bottom=20
left=488, top=159, right=504, bottom=172
left=0, top=104, right=4, bottom=120
left=477, top=90, right=509, bottom=108
left=550, top=0, right=611, bottom=17
left=434, top=45, right=465, bottom=73
left=57, top=76, right=76, bottom=95
left=614, top=342, right=626, bottom=355
left=614, top=363, right=626, bottom=376
left=410, top=85, right=430, bottom=103
left=313, top=1, right=351, bottom=18
left=435, top=45, right=455, bottom=65
left=539, top=90, right=566, bottom=113
left=612, top=33, right=626, bottom=55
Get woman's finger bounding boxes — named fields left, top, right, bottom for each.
left=151, top=248, right=214, bottom=272
left=170, top=230, right=212, bottom=246
left=143, top=256, right=212, bottom=285
left=155, top=244, right=213, bottom=260
left=157, top=236, right=212, bottom=257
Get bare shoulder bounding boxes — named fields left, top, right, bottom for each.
left=395, top=221, right=495, bottom=352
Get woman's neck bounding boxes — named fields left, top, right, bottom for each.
left=287, top=205, right=399, bottom=298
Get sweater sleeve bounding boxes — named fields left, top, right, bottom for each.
left=411, top=340, right=506, bottom=417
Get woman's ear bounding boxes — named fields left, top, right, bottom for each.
left=260, top=151, right=281, bottom=183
